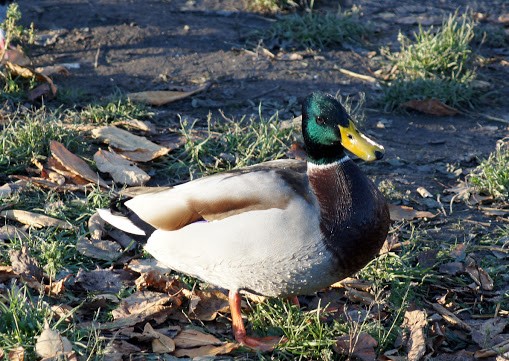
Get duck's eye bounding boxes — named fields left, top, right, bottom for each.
left=347, top=134, right=354, bottom=140
left=316, top=116, right=326, bottom=125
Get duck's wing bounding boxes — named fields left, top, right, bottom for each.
left=124, top=159, right=310, bottom=231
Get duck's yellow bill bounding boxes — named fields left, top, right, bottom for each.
left=339, top=120, right=384, bottom=162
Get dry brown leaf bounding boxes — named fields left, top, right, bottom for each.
left=27, top=83, right=56, bottom=102
left=182, top=289, right=230, bottom=321
left=45, top=274, right=72, bottom=296
left=402, top=309, right=428, bottom=361
left=439, top=262, right=465, bottom=276
left=0, top=348, right=3, bottom=359
left=465, top=256, right=494, bottom=291
left=173, top=328, right=222, bottom=348
left=9, top=246, right=44, bottom=281
left=151, top=133, right=186, bottom=151
left=35, top=323, right=73, bottom=359
left=10, top=176, right=85, bottom=193
left=74, top=269, right=123, bottom=294
left=4, top=61, right=35, bottom=78
left=50, top=141, right=109, bottom=188
left=498, top=13, right=509, bottom=24
left=402, top=99, right=459, bottom=116
left=8, top=346, right=25, bottom=361
left=0, top=265, right=16, bottom=282
left=472, top=318, right=508, bottom=349
left=46, top=156, right=91, bottom=186
left=0, top=225, right=29, bottom=241
left=112, top=119, right=156, bottom=133
left=0, top=183, right=13, bottom=198
left=107, top=229, right=135, bottom=250
left=128, top=258, right=171, bottom=275
left=46, top=170, right=66, bottom=185
left=142, top=323, right=176, bottom=353
left=103, top=340, right=141, bottom=360
left=127, top=83, right=209, bottom=106
left=173, top=342, right=239, bottom=358
left=135, top=270, right=182, bottom=294
left=88, top=212, right=105, bottom=241
left=109, top=290, right=182, bottom=328
left=334, top=332, right=378, bottom=361
left=389, top=204, right=435, bottom=221
left=94, top=149, right=150, bottom=186
left=1, top=209, right=74, bottom=229
left=4, top=61, right=57, bottom=97
left=2, top=46, right=30, bottom=66
left=91, top=126, right=169, bottom=162
left=76, top=236, right=122, bottom=261
left=51, top=304, right=74, bottom=322
left=35, top=65, right=71, bottom=77
left=450, top=243, right=467, bottom=260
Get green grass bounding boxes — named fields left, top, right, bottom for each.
left=0, top=282, right=105, bottom=360
left=157, top=106, right=295, bottom=183
left=253, top=7, right=370, bottom=50
left=249, top=300, right=344, bottom=360
left=0, top=3, right=36, bottom=101
left=0, top=283, right=53, bottom=358
left=0, top=185, right=112, bottom=276
left=382, top=12, right=479, bottom=110
left=469, top=141, right=509, bottom=199
left=77, top=97, right=151, bottom=124
left=0, top=107, right=82, bottom=177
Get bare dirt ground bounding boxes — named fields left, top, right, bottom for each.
left=13, top=0, right=509, bottom=359
left=19, top=0, right=509, bottom=192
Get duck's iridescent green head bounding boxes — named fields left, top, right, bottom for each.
left=302, top=92, right=384, bottom=165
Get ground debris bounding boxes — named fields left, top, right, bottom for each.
left=334, top=332, right=378, bottom=361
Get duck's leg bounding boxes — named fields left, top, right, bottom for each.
left=229, top=290, right=285, bottom=351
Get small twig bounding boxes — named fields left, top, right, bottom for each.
left=337, top=68, right=378, bottom=83
left=463, top=109, right=509, bottom=125
left=94, top=44, right=101, bottom=68
left=474, top=339, right=509, bottom=359
left=251, top=85, right=280, bottom=100
left=427, top=302, right=472, bottom=332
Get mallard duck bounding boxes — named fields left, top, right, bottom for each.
left=98, top=92, right=390, bottom=351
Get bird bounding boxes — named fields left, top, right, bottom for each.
left=97, top=92, right=390, bottom=351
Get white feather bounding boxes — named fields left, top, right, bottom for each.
left=97, top=209, right=146, bottom=236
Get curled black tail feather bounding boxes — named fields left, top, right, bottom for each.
left=109, top=196, right=157, bottom=244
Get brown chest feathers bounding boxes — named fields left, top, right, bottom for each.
left=307, top=160, right=390, bottom=276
